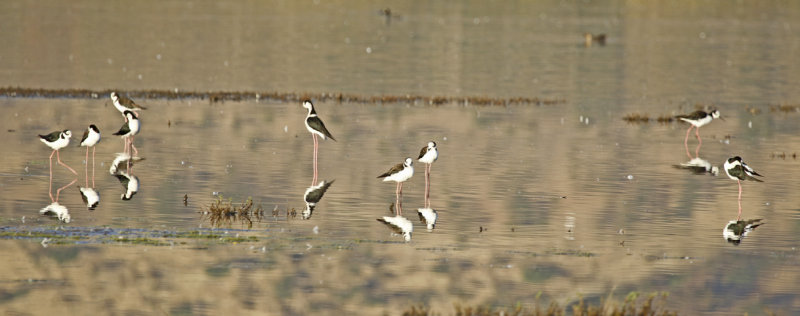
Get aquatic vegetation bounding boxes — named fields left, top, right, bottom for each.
left=622, top=113, right=673, bottom=123
left=769, top=104, right=800, bottom=113
left=403, top=292, right=677, bottom=316
left=622, top=113, right=650, bottom=123
left=201, top=195, right=264, bottom=229
left=0, top=86, right=564, bottom=106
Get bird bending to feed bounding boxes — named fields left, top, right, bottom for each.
left=302, top=100, right=335, bottom=183
left=113, top=110, right=141, bottom=157
left=79, top=124, right=101, bottom=187
left=723, top=156, right=763, bottom=219
left=418, top=141, right=438, bottom=208
left=378, top=158, right=414, bottom=215
left=39, top=130, right=78, bottom=177
left=676, top=109, right=721, bottom=158
left=110, top=92, right=147, bottom=121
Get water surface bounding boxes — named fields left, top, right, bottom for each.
left=2, top=1, right=800, bottom=315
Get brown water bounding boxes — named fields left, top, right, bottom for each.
left=2, top=1, right=800, bottom=315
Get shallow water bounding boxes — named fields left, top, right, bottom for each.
left=2, top=1, right=800, bottom=315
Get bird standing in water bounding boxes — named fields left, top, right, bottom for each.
left=417, top=141, right=438, bottom=208
left=378, top=158, right=414, bottom=215
left=302, top=100, right=336, bottom=183
left=723, top=156, right=763, bottom=219
left=113, top=110, right=140, bottom=157
left=79, top=124, right=101, bottom=187
left=39, top=130, right=78, bottom=177
left=676, top=109, right=721, bottom=158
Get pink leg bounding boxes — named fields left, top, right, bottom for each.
left=91, top=146, right=96, bottom=188
left=131, top=135, right=138, bottom=156
left=695, top=142, right=702, bottom=159
left=55, top=178, right=77, bottom=202
left=426, top=164, right=432, bottom=208
left=398, top=182, right=403, bottom=215
left=85, top=147, right=89, bottom=187
left=312, top=134, right=318, bottom=184
left=394, top=182, right=401, bottom=215
left=48, top=150, right=54, bottom=201
left=56, top=150, right=77, bottom=175
left=737, top=180, right=742, bottom=220
left=695, top=127, right=702, bottom=147
left=684, top=126, right=693, bottom=159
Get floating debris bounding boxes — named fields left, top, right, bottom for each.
left=0, top=86, right=565, bottom=106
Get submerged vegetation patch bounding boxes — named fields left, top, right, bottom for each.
left=0, top=227, right=260, bottom=246
left=0, top=86, right=564, bottom=106
left=622, top=113, right=673, bottom=123
left=201, top=195, right=265, bottom=229
left=402, top=292, right=677, bottom=316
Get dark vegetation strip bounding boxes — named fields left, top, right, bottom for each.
left=0, top=86, right=565, bottom=106
left=403, top=292, right=682, bottom=316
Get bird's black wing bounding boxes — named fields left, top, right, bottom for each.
left=675, top=110, right=707, bottom=120
left=377, top=162, right=404, bottom=178
left=418, top=146, right=428, bottom=159
left=307, top=116, right=336, bottom=141
left=39, top=131, right=61, bottom=142
left=113, top=122, right=131, bottom=136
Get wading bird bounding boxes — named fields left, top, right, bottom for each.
left=723, top=156, right=763, bottom=219
left=676, top=109, right=721, bottom=158
left=302, top=100, right=336, bottom=183
left=378, top=158, right=414, bottom=215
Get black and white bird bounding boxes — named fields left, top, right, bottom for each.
left=39, top=129, right=78, bottom=176
left=110, top=92, right=147, bottom=121
left=723, top=156, right=763, bottom=219
left=417, top=141, right=438, bottom=208
left=113, top=110, right=141, bottom=156
left=378, top=158, right=414, bottom=215
left=302, top=100, right=335, bottom=182
left=676, top=109, right=721, bottom=157
left=377, top=215, right=413, bottom=242
left=79, top=124, right=101, bottom=186
left=114, top=170, right=140, bottom=200
left=79, top=186, right=100, bottom=210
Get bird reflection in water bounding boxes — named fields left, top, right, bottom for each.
left=377, top=203, right=413, bottom=242
left=41, top=178, right=77, bottom=223
left=673, top=156, right=719, bottom=176
left=303, top=180, right=334, bottom=220
left=114, top=170, right=140, bottom=201
left=723, top=219, right=763, bottom=245
left=78, top=186, right=100, bottom=211
left=109, top=153, right=140, bottom=201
